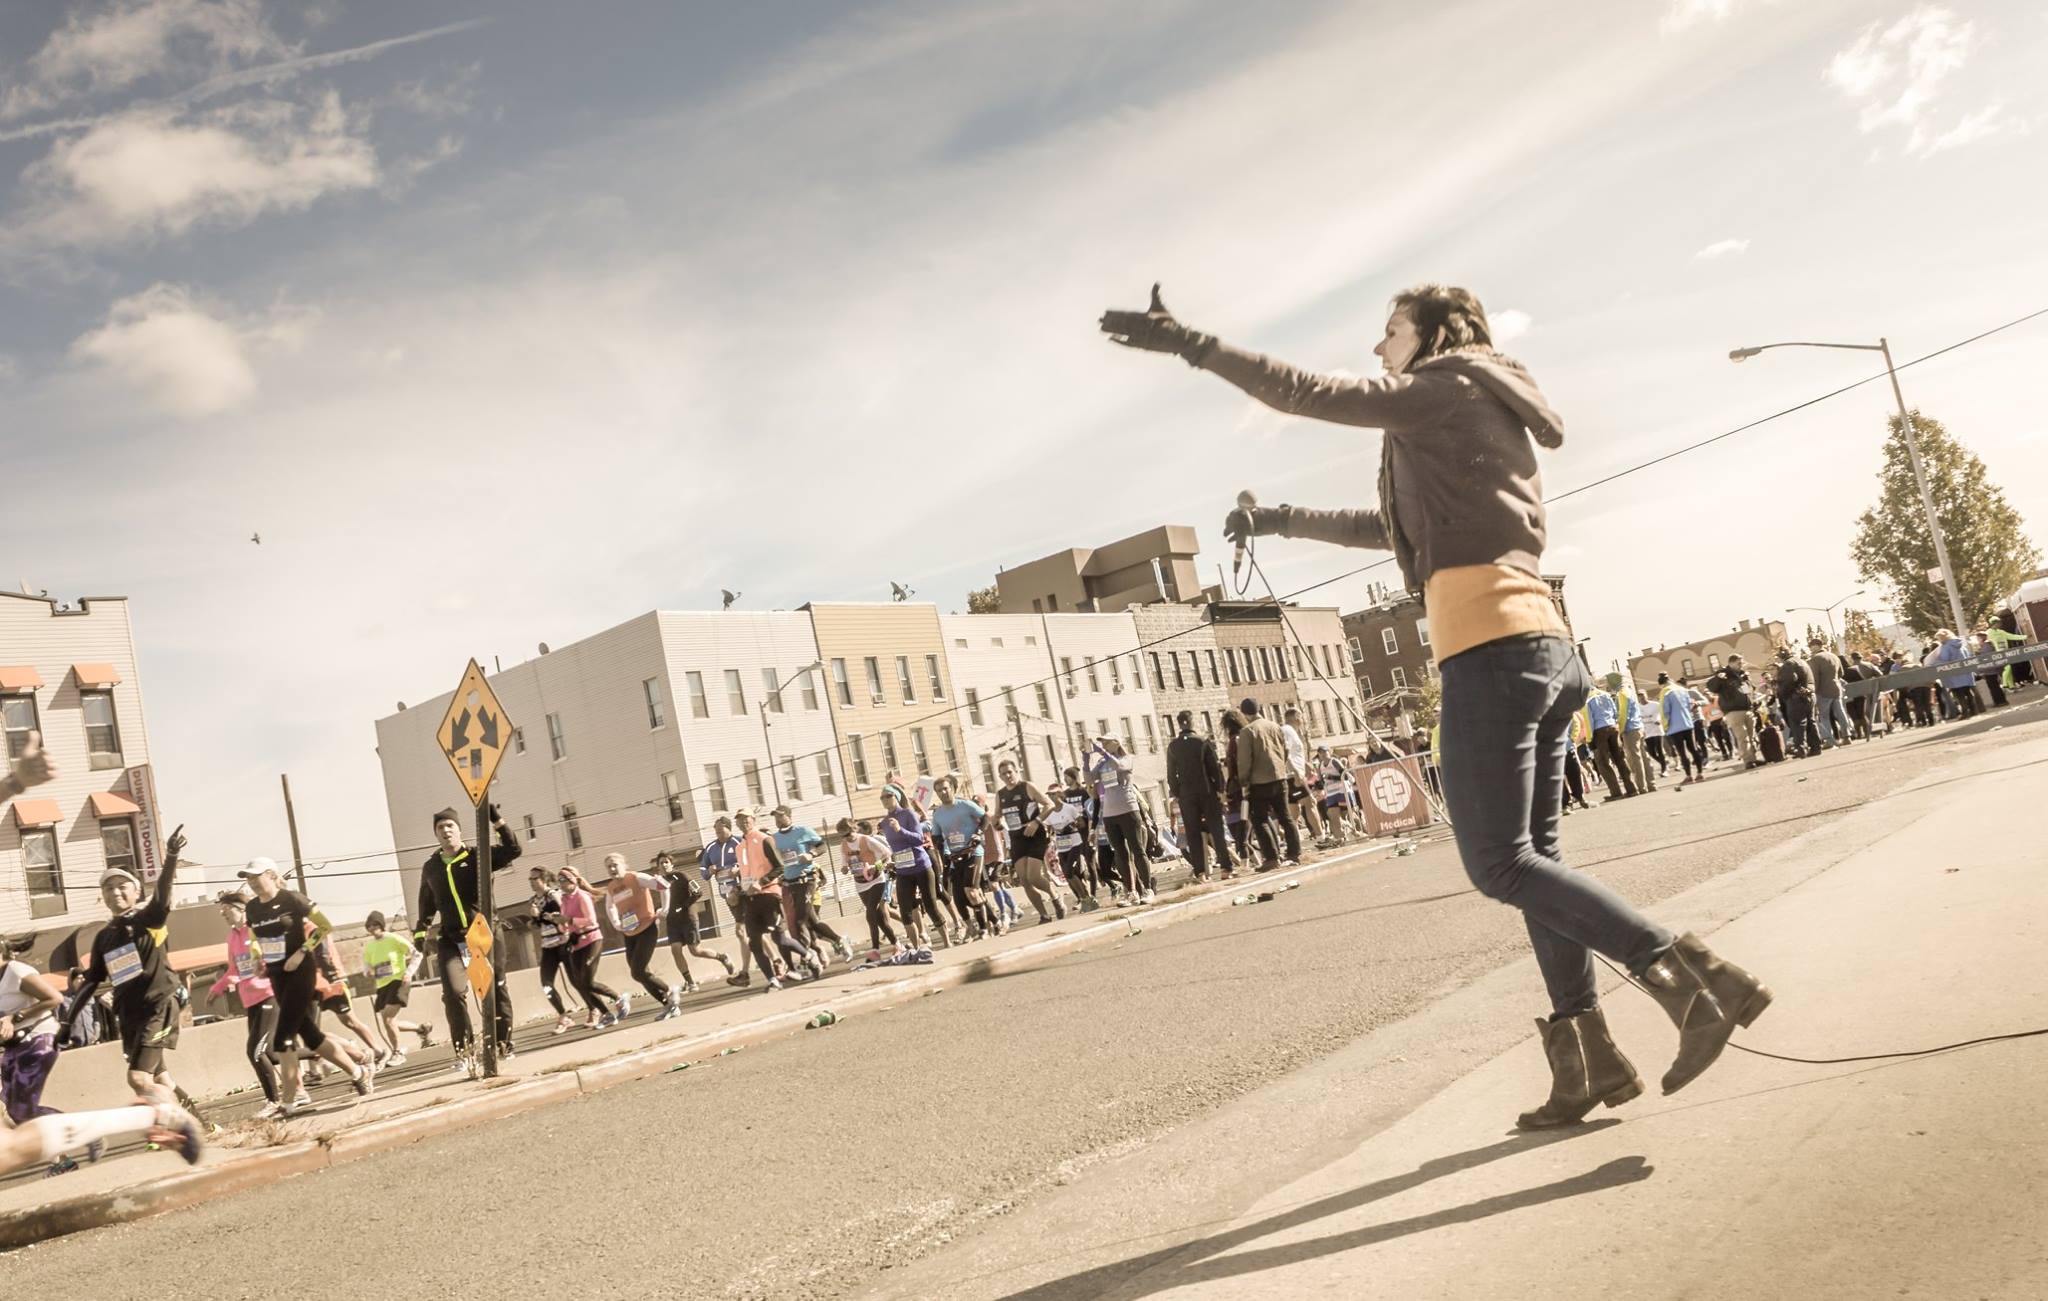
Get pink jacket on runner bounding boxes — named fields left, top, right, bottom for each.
left=209, top=924, right=276, bottom=1009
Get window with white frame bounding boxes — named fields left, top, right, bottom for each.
left=642, top=677, right=666, bottom=729
left=966, top=688, right=983, bottom=725
left=1141, top=715, right=1157, bottom=752
left=725, top=669, right=748, bottom=714
left=102, top=818, right=138, bottom=876
left=24, top=828, right=62, bottom=917
left=941, top=725, right=959, bottom=770
left=781, top=758, right=801, bottom=801
left=546, top=712, right=567, bottom=760
left=1382, top=627, right=1399, bottom=655
left=1416, top=619, right=1431, bottom=648
left=1034, top=683, right=1051, bottom=717
left=910, top=727, right=930, bottom=773
left=523, top=813, right=537, bottom=842
left=1392, top=667, right=1408, bottom=689
left=879, top=731, right=899, bottom=771
left=2, top=693, right=37, bottom=759
left=513, top=726, right=526, bottom=754
left=979, top=754, right=998, bottom=790
left=762, top=667, right=784, bottom=713
left=687, top=671, right=709, bottom=718
left=801, top=672, right=820, bottom=710
left=847, top=735, right=871, bottom=786
left=897, top=655, right=916, bottom=702
left=1084, top=659, right=1101, bottom=692
left=562, top=803, right=583, bottom=850
left=705, top=763, right=730, bottom=811
left=927, top=654, right=946, bottom=699
left=662, top=772, right=685, bottom=821
left=743, top=760, right=766, bottom=807
left=864, top=657, right=884, bottom=703
left=815, top=752, right=837, bottom=795
left=81, top=690, right=122, bottom=767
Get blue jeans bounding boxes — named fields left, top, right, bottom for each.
left=1439, top=634, right=1674, bottom=1016
left=1816, top=694, right=1852, bottom=744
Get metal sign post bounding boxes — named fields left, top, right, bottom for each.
left=435, top=659, right=516, bottom=1081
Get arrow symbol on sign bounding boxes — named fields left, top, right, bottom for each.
left=448, top=707, right=472, bottom=754
left=479, top=708, right=500, bottom=750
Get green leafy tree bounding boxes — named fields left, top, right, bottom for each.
left=1850, top=410, right=2039, bottom=636
left=1839, top=608, right=1890, bottom=659
left=965, top=584, right=1002, bottom=614
left=1413, top=676, right=1442, bottom=730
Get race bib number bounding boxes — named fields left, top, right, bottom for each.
left=258, top=935, right=288, bottom=964
left=1003, top=809, right=1023, bottom=831
left=233, top=949, right=259, bottom=980
left=371, top=960, right=397, bottom=980
left=1056, top=829, right=1080, bottom=849
left=892, top=848, right=915, bottom=868
left=619, top=911, right=640, bottom=932
left=106, top=942, right=145, bottom=986
left=945, top=831, right=968, bottom=851
left=540, top=922, right=562, bottom=945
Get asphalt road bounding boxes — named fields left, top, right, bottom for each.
left=13, top=697, right=2043, bottom=1298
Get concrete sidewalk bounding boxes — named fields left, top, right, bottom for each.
left=1085, top=737, right=2048, bottom=1299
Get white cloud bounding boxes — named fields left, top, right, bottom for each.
left=14, top=91, right=377, bottom=245
left=68, top=282, right=304, bottom=417
left=1824, top=6, right=2002, bottom=157
left=1661, top=0, right=1777, bottom=33
left=1491, top=309, right=1532, bottom=343
left=1, top=0, right=288, bottom=119
left=1694, top=237, right=1750, bottom=259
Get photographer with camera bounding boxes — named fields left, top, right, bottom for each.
left=1100, top=281, right=1772, bottom=1127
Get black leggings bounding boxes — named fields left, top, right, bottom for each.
left=743, top=892, right=812, bottom=975
left=948, top=856, right=1000, bottom=933
left=896, top=868, right=948, bottom=938
left=622, top=927, right=671, bottom=1003
left=565, top=942, right=619, bottom=1018
left=787, top=884, right=844, bottom=953
left=243, top=1000, right=281, bottom=1102
left=539, top=945, right=571, bottom=1015
left=435, top=935, right=512, bottom=1050
left=857, top=882, right=896, bottom=950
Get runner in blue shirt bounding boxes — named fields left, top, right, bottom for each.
left=698, top=818, right=755, bottom=985
left=771, top=806, right=852, bottom=965
left=929, top=777, right=1001, bottom=940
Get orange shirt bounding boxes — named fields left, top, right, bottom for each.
left=1424, top=564, right=1567, bottom=663
left=736, top=829, right=781, bottom=896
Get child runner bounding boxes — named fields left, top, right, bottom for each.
left=361, top=910, right=432, bottom=1061
left=206, top=890, right=283, bottom=1116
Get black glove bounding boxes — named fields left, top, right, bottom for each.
left=1099, top=284, right=1215, bottom=362
left=1222, top=504, right=1289, bottom=545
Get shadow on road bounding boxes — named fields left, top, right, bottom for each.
left=1002, top=1123, right=1647, bottom=1300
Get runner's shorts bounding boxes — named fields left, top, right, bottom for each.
left=117, top=996, right=181, bottom=1074
left=667, top=904, right=700, bottom=946
left=373, top=982, right=410, bottom=1011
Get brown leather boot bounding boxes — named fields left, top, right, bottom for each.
left=1640, top=932, right=1773, bottom=1094
left=1516, top=1007, right=1644, bottom=1130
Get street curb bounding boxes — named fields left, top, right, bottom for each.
left=4, top=837, right=1424, bottom=1251
left=0, top=1141, right=331, bottom=1252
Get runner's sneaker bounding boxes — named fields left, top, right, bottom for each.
left=352, top=1067, right=375, bottom=1098
left=386, top=1052, right=408, bottom=1068
left=726, top=971, right=751, bottom=987
left=553, top=1015, right=575, bottom=1035
left=718, top=953, right=736, bottom=975
left=657, top=994, right=682, bottom=1022
left=765, top=978, right=784, bottom=992
left=44, top=1154, right=80, bottom=1178
left=416, top=1024, right=436, bottom=1049
left=836, top=940, right=854, bottom=965
left=286, top=1091, right=314, bottom=1115
left=496, top=1041, right=516, bottom=1063
left=682, top=980, right=701, bottom=994
left=616, top=993, right=633, bottom=1020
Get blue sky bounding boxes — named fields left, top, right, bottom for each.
left=4, top=0, right=2044, bottom=916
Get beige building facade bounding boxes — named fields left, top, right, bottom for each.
left=1132, top=602, right=1232, bottom=744
left=938, top=613, right=1066, bottom=792
left=1628, top=618, right=1788, bottom=691
left=995, top=525, right=1206, bottom=614
left=805, top=602, right=959, bottom=823
left=1208, top=601, right=1371, bottom=749
left=1040, top=612, right=1169, bottom=814
left=1, top=592, right=165, bottom=937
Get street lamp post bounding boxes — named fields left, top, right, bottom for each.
left=1729, top=339, right=1973, bottom=656
left=1786, top=589, right=1866, bottom=648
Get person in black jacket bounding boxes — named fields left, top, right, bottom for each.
left=414, top=805, right=522, bottom=1065
left=1707, top=657, right=1762, bottom=769
left=1166, top=710, right=1235, bottom=880
left=1773, top=648, right=1823, bottom=758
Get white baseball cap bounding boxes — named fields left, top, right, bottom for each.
left=237, top=855, right=282, bottom=880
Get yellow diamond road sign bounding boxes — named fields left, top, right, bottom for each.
left=437, top=659, right=515, bottom=807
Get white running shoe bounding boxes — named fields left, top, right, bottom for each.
left=616, top=993, right=633, bottom=1020
left=386, top=1052, right=407, bottom=1068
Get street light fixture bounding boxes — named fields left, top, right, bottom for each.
left=1785, top=589, right=1866, bottom=647
left=1728, top=338, right=1970, bottom=653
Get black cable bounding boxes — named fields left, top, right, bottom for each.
left=1592, top=954, right=2048, bottom=1065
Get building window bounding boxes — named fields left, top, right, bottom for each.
left=927, top=654, right=946, bottom=700
left=1682, top=658, right=1696, bottom=678
left=663, top=772, right=685, bottom=821
left=781, top=758, right=801, bottom=801
left=831, top=659, right=852, bottom=706
left=966, top=688, right=984, bottom=726
left=1416, top=619, right=1431, bottom=648
left=1206, top=649, right=1220, bottom=684
left=1044, top=737, right=1058, bottom=770
left=1348, top=637, right=1363, bottom=664
left=864, top=657, right=884, bottom=703
left=1131, top=654, right=1144, bottom=688
left=1392, top=667, right=1408, bottom=689
left=1084, top=659, right=1101, bottom=692
left=1224, top=649, right=1240, bottom=685
left=1708, top=653, right=1721, bottom=670
left=910, top=727, right=931, bottom=774
left=562, top=803, right=583, bottom=850
left=815, top=753, right=837, bottom=795
left=1097, top=719, right=1112, bottom=746
left=879, top=731, right=899, bottom=772
left=1202, top=710, right=1215, bottom=736
left=1074, top=722, right=1089, bottom=754
left=705, top=763, right=730, bottom=811
left=979, top=754, right=998, bottom=790
left=1320, top=645, right=1335, bottom=677
left=1141, top=715, right=1158, bottom=753
left=102, top=818, right=138, bottom=876
left=1046, top=593, right=1058, bottom=612
left=1025, top=635, right=1038, bottom=646
left=1060, top=656, right=1076, bottom=689
left=941, top=725, right=959, bottom=770
left=847, top=736, right=871, bottom=787
left=1382, top=628, right=1399, bottom=655
left=1119, top=717, right=1136, bottom=751
left=1032, top=598, right=1044, bottom=613
left=897, top=655, right=916, bottom=702
left=2, top=693, right=38, bottom=759
left=725, top=669, right=748, bottom=714
left=991, top=637, right=1005, bottom=649
left=24, top=828, right=63, bottom=917
left=1108, top=658, right=1123, bottom=693
left=762, top=667, right=785, bottom=713
left=642, top=677, right=666, bottom=729
left=1256, top=647, right=1272, bottom=682
left=743, top=760, right=766, bottom=807
left=513, top=726, right=526, bottom=754
left=1034, top=683, right=1051, bottom=717
left=81, top=690, right=122, bottom=768
left=546, top=712, right=567, bottom=760
left=687, top=671, right=710, bottom=718
left=1359, top=673, right=1372, bottom=695
left=801, top=672, right=820, bottom=710
left=523, top=814, right=537, bottom=842
left=1150, top=653, right=1164, bottom=687
left=1172, top=654, right=1187, bottom=689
